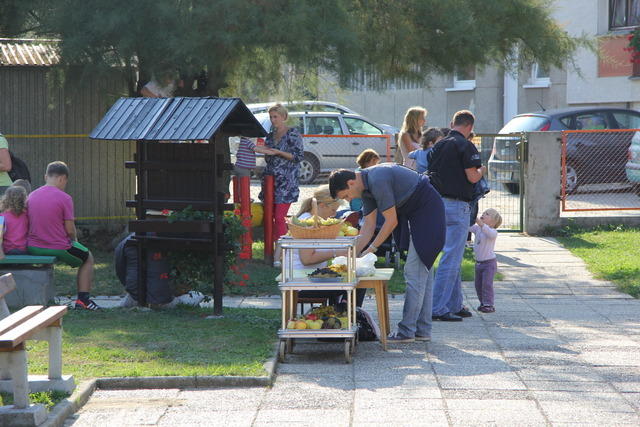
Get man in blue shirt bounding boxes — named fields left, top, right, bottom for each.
left=330, top=164, right=445, bottom=343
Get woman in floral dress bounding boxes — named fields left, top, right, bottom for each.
left=260, top=104, right=304, bottom=258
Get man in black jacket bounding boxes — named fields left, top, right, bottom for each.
left=428, top=110, right=485, bottom=321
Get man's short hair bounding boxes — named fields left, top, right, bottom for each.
left=46, top=161, right=70, bottom=177
left=329, top=169, right=356, bottom=199
left=452, top=110, right=475, bottom=127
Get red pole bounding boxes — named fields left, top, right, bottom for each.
left=263, top=174, right=274, bottom=264
left=232, top=176, right=240, bottom=203
left=239, top=176, right=252, bottom=259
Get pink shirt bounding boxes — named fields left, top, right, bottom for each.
left=0, top=210, right=28, bottom=252
left=470, top=223, right=498, bottom=262
left=27, top=185, right=75, bottom=250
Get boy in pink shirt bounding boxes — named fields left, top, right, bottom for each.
left=469, top=208, right=502, bottom=313
left=27, top=161, right=99, bottom=310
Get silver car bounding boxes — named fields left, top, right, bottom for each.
left=252, top=111, right=395, bottom=184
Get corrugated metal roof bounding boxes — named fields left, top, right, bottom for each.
left=90, top=97, right=267, bottom=141
left=0, top=38, right=60, bottom=66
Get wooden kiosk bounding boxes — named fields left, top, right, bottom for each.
left=90, top=97, right=266, bottom=314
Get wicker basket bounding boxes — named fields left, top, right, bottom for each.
left=287, top=198, right=343, bottom=239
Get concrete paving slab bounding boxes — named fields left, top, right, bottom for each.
left=65, top=234, right=640, bottom=426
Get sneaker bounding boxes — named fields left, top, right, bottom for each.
left=74, top=299, right=100, bottom=310
left=478, top=305, right=495, bottom=313
left=454, top=307, right=473, bottom=318
left=387, top=332, right=414, bottom=343
left=415, top=335, right=431, bottom=342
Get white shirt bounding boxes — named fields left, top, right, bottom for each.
left=469, top=223, right=498, bottom=262
left=283, top=213, right=329, bottom=271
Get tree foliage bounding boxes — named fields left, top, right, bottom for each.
left=0, top=0, right=588, bottom=98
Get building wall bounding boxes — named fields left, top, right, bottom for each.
left=0, top=67, right=134, bottom=226
left=319, top=0, right=640, bottom=133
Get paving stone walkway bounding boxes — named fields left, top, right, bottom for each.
left=65, top=234, right=640, bottom=426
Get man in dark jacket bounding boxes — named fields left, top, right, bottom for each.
left=428, top=110, right=485, bottom=321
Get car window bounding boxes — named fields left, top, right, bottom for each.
left=343, top=117, right=383, bottom=135
left=306, top=116, right=342, bottom=135
left=612, top=112, right=640, bottom=130
left=259, top=116, right=303, bottom=134
left=558, top=115, right=573, bottom=128
left=499, top=115, right=549, bottom=133
left=575, top=113, right=608, bottom=130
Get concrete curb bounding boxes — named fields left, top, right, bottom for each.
left=41, top=344, right=279, bottom=426
left=40, top=379, right=96, bottom=427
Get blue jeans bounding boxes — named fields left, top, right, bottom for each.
left=397, top=239, right=434, bottom=338
left=432, top=198, right=470, bottom=316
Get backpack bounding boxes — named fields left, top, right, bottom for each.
left=356, top=307, right=380, bottom=342
left=8, top=151, right=31, bottom=183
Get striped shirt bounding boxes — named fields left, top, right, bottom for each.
left=235, top=137, right=256, bottom=169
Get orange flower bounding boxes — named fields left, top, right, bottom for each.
left=242, top=273, right=249, bottom=280
left=239, top=281, right=247, bottom=286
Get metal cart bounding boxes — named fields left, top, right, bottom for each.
left=277, top=236, right=358, bottom=363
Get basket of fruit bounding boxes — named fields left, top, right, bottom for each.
left=287, top=198, right=344, bottom=239
left=308, top=267, right=343, bottom=282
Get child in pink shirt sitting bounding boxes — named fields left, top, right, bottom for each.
left=0, top=185, right=29, bottom=256
left=27, top=161, right=99, bottom=310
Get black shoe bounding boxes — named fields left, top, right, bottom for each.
left=432, top=312, right=463, bottom=321
left=454, top=307, right=472, bottom=318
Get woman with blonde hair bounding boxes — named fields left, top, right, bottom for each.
left=259, top=103, right=304, bottom=265
left=399, top=107, right=427, bottom=170
left=290, top=185, right=366, bottom=307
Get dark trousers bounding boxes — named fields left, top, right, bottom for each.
left=474, top=258, right=497, bottom=306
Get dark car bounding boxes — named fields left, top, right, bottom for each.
left=488, top=107, right=640, bottom=194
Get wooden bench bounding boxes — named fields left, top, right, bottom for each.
left=0, top=256, right=57, bottom=309
left=0, top=274, right=73, bottom=425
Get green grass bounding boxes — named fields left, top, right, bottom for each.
left=555, top=225, right=640, bottom=298
left=0, top=390, right=69, bottom=409
left=55, top=248, right=122, bottom=297
left=24, top=307, right=279, bottom=379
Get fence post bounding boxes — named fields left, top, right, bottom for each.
left=239, top=176, right=252, bottom=259
left=263, top=175, right=274, bottom=264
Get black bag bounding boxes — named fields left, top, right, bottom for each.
left=471, top=176, right=490, bottom=202
left=8, top=151, right=31, bottom=183
left=356, top=308, right=380, bottom=342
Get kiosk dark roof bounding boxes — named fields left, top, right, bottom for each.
left=90, top=97, right=266, bottom=141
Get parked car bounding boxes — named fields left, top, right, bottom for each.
left=252, top=111, right=395, bottom=184
left=625, top=131, right=640, bottom=196
left=488, top=107, right=640, bottom=194
left=246, top=100, right=399, bottom=135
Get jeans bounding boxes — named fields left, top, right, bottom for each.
left=397, top=239, right=434, bottom=338
left=432, top=198, right=470, bottom=316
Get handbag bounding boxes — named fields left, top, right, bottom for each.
left=472, top=176, right=490, bottom=202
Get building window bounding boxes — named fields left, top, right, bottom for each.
left=524, top=63, right=551, bottom=88
left=610, top=0, right=640, bottom=29
left=446, top=66, right=476, bottom=91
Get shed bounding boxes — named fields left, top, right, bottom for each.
left=90, top=97, right=266, bottom=314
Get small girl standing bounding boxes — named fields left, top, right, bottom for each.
left=0, top=185, right=29, bottom=256
left=408, top=127, right=444, bottom=174
left=469, top=208, right=502, bottom=313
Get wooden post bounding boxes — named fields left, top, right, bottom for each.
left=239, top=176, right=252, bottom=259
left=213, top=134, right=225, bottom=316
left=263, top=175, right=274, bottom=264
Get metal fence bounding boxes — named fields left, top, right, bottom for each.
left=561, top=129, right=640, bottom=212
left=475, top=133, right=524, bottom=231
left=6, top=134, right=136, bottom=225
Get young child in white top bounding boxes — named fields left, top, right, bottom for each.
left=469, top=208, right=502, bottom=313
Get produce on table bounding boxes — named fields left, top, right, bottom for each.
left=308, top=267, right=341, bottom=279
left=285, top=305, right=352, bottom=330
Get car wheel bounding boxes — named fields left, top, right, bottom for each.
left=565, top=164, right=579, bottom=194
left=503, top=183, right=520, bottom=194
left=298, top=153, right=319, bottom=185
